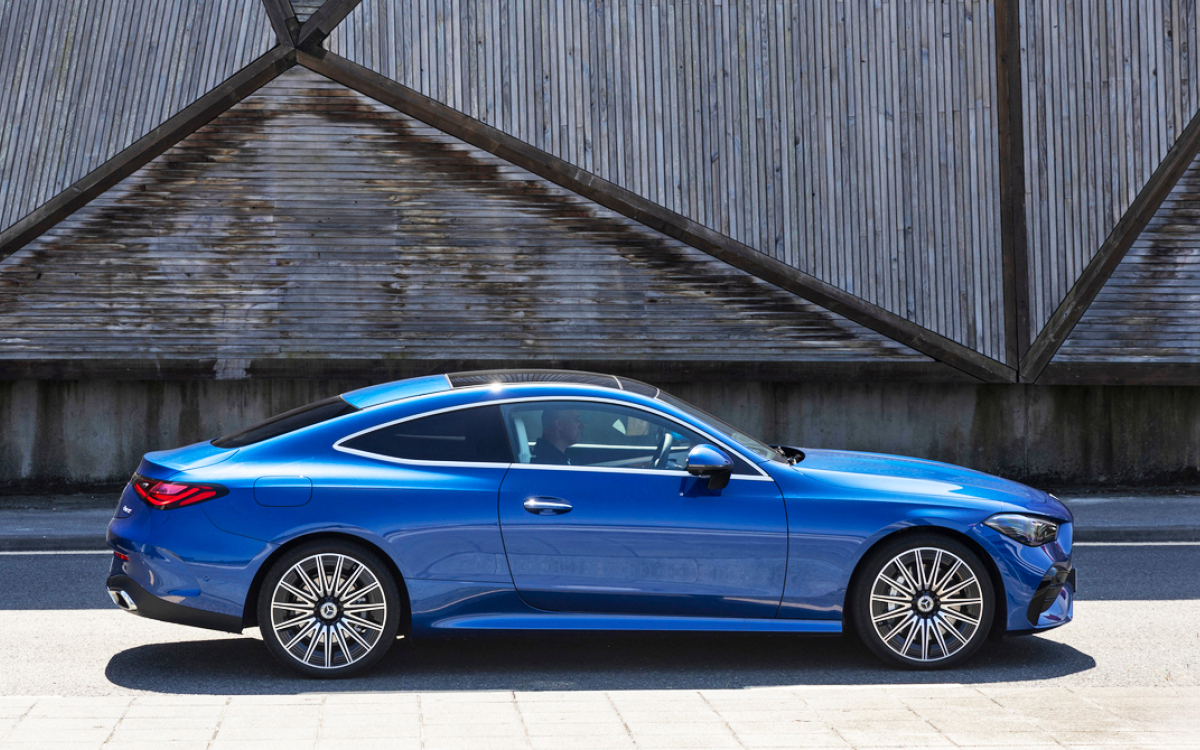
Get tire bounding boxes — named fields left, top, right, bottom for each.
left=257, top=539, right=402, bottom=678
left=851, top=533, right=995, bottom=670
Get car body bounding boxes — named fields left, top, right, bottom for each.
left=106, top=369, right=1074, bottom=675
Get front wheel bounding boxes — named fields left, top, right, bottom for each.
left=851, top=533, right=995, bottom=669
left=257, top=540, right=401, bottom=678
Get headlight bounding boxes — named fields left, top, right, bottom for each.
left=983, top=513, right=1059, bottom=546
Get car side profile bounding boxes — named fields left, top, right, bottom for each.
left=106, top=370, right=1074, bottom=677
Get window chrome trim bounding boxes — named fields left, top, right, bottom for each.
left=332, top=395, right=773, bottom=480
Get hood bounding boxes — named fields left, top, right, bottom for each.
left=139, top=441, right=239, bottom=478
left=797, top=449, right=1047, bottom=507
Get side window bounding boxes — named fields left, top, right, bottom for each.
left=213, top=396, right=359, bottom=448
left=341, top=405, right=513, bottom=463
left=502, top=401, right=756, bottom=474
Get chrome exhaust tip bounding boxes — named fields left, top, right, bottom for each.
left=107, top=588, right=137, bottom=612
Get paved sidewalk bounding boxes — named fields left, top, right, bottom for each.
left=0, top=488, right=1197, bottom=551
left=1, top=685, right=1197, bottom=750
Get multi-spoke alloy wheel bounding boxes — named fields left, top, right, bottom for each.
left=852, top=534, right=994, bottom=669
left=257, top=541, right=401, bottom=678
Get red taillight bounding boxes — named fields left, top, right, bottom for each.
left=113, top=551, right=129, bottom=561
left=131, top=474, right=228, bottom=510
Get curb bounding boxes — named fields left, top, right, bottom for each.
left=1074, top=527, right=1200, bottom=543
left=0, top=536, right=108, bottom=552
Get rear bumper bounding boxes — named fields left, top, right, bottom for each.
left=106, top=574, right=243, bottom=633
left=107, top=484, right=273, bottom=627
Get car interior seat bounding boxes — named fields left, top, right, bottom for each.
left=512, top=415, right=532, bottom=463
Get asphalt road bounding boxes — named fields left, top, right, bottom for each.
left=0, top=542, right=1196, bottom=696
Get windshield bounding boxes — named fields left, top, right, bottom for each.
left=655, top=392, right=783, bottom=463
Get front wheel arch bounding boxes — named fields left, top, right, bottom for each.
left=843, top=525, right=1008, bottom=641
left=243, top=531, right=411, bottom=637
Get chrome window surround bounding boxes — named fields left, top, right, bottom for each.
left=332, top=395, right=773, bottom=481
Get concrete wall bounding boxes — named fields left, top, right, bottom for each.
left=2, top=379, right=1197, bottom=491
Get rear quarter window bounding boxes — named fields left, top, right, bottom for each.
left=213, top=396, right=359, bottom=448
left=340, top=405, right=513, bottom=464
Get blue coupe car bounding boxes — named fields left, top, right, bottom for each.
left=106, top=370, right=1074, bottom=677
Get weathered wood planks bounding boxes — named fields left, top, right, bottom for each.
left=289, top=0, right=327, bottom=24
left=1021, top=0, right=1200, bottom=345
left=0, top=68, right=949, bottom=381
left=326, top=0, right=1008, bottom=363
left=0, top=0, right=276, bottom=235
left=1051, top=147, right=1200, bottom=369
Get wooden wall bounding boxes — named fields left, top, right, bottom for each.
left=290, top=0, right=325, bottom=23
left=0, top=0, right=275, bottom=236
left=0, top=68, right=931, bottom=380
left=1020, top=0, right=1200, bottom=343
left=327, top=0, right=1008, bottom=362
left=1055, top=149, right=1200, bottom=364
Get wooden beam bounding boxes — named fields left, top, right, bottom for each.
left=1039, top=363, right=1200, bottom=387
left=0, top=358, right=980, bottom=384
left=1020, top=104, right=1200, bottom=383
left=995, top=0, right=1030, bottom=369
left=261, top=0, right=298, bottom=47
left=0, top=46, right=296, bottom=263
left=297, top=0, right=365, bottom=51
left=298, top=49, right=1014, bottom=384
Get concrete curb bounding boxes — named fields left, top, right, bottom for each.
left=0, top=535, right=108, bottom=552
left=1074, top=527, right=1200, bottom=543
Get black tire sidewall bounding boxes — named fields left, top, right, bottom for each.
left=851, top=532, right=995, bottom=670
left=257, top=539, right=402, bottom=678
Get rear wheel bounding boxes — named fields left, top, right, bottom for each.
left=257, top=540, right=401, bottom=678
left=851, top=533, right=994, bottom=669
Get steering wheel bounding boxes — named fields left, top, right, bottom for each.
left=650, top=430, right=674, bottom=469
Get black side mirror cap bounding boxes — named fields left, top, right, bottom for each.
left=686, top=444, right=734, bottom=490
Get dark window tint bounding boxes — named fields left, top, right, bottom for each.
left=343, top=405, right=513, bottom=463
left=213, top=397, right=358, bottom=448
left=449, top=370, right=620, bottom=389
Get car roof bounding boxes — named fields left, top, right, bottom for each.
left=341, top=369, right=660, bottom=409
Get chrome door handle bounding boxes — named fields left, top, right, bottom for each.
left=523, top=497, right=573, bottom=515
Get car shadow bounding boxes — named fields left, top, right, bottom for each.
left=105, top=631, right=1095, bottom=694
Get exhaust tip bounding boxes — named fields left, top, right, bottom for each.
left=107, top=588, right=137, bottom=612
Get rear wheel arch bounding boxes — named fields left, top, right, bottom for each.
left=243, top=531, right=411, bottom=636
left=843, top=524, right=1008, bottom=640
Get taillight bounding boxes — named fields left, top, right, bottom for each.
left=131, top=473, right=228, bottom=510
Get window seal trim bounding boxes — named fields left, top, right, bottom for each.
left=332, top=395, right=773, bottom=480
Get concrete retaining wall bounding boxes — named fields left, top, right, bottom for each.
left=2, top=379, right=1197, bottom=490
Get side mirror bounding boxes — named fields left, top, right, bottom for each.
left=686, top=444, right=734, bottom=490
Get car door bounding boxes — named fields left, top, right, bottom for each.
left=497, top=399, right=787, bottom=619
left=326, top=403, right=516, bottom=583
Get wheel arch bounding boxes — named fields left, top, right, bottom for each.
left=843, top=524, right=1008, bottom=640
left=242, top=531, right=411, bottom=636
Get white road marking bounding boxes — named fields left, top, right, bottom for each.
left=1074, top=540, right=1200, bottom=546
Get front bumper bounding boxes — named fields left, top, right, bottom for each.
left=975, top=519, right=1075, bottom=634
left=1026, top=564, right=1074, bottom=629
left=106, top=574, right=243, bottom=633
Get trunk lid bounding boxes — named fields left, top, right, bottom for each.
left=138, top=441, right=238, bottom=478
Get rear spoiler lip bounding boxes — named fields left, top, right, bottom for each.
left=137, top=442, right=239, bottom=479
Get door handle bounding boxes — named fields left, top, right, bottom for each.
left=523, top=497, right=573, bottom=515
